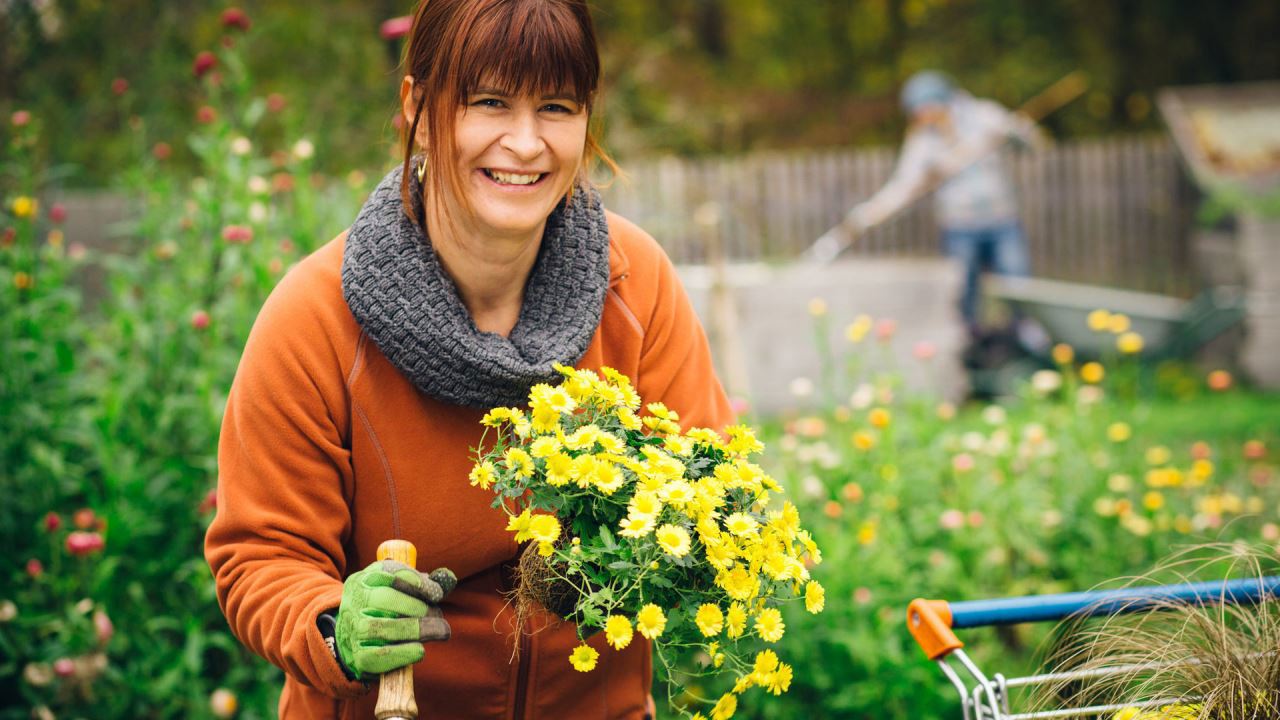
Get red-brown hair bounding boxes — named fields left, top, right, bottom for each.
left=398, top=0, right=617, bottom=222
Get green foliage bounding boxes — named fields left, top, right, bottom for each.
left=0, top=29, right=361, bottom=720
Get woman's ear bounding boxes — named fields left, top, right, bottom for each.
left=399, top=75, right=429, bottom=150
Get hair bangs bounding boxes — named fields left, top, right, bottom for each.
left=455, top=0, right=599, bottom=107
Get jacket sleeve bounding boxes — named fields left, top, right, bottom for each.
left=632, top=246, right=736, bottom=432
left=204, top=269, right=367, bottom=698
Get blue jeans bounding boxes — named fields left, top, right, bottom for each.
left=942, top=221, right=1029, bottom=326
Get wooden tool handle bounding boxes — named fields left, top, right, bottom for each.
left=375, top=539, right=418, bottom=720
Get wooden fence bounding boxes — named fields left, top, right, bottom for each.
left=601, top=136, right=1201, bottom=296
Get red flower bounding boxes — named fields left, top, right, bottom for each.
left=43, top=512, right=61, bottom=532
left=193, top=51, right=218, bottom=78
left=53, top=659, right=75, bottom=678
left=152, top=142, right=172, bottom=160
left=221, top=225, right=253, bottom=244
left=2, top=228, right=15, bottom=247
left=94, top=610, right=114, bottom=645
left=271, top=173, right=295, bottom=194
left=73, top=508, right=97, bottom=530
left=1244, top=440, right=1267, bottom=461
left=221, top=7, right=251, bottom=31
left=26, top=558, right=43, bottom=578
left=65, top=531, right=104, bottom=556
left=196, top=105, right=218, bottom=124
left=111, top=77, right=129, bottom=95
left=199, top=487, right=218, bottom=514
left=11, top=110, right=31, bottom=127
left=266, top=92, right=287, bottom=113
left=49, top=203, right=67, bottom=224
left=380, top=16, right=413, bottom=40
left=191, top=310, right=211, bottom=331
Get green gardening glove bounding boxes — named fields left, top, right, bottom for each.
left=334, top=560, right=457, bottom=681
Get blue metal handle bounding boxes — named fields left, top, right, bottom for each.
left=949, top=576, right=1280, bottom=629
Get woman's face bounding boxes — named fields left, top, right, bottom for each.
left=445, top=86, right=589, bottom=241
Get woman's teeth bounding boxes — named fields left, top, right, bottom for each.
left=485, top=169, right=542, bottom=185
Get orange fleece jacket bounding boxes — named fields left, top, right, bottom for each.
left=205, top=212, right=734, bottom=719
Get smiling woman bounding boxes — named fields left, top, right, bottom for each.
left=203, top=1, right=734, bottom=719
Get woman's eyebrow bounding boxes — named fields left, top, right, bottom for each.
left=541, top=92, right=579, bottom=102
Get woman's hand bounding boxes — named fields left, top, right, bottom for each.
left=334, top=560, right=457, bottom=680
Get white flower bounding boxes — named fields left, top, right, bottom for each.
left=247, top=175, right=269, bottom=195
left=248, top=202, right=268, bottom=223
left=789, top=377, right=814, bottom=398
left=981, top=405, right=1007, bottom=426
left=292, top=138, right=315, bottom=160
left=800, top=475, right=824, bottom=500
left=230, top=136, right=252, bottom=156
left=848, top=383, right=874, bottom=410
left=1030, top=369, right=1062, bottom=395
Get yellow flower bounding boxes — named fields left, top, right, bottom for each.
left=616, top=407, right=642, bottom=431
left=868, top=407, right=891, bottom=429
left=1080, top=362, right=1105, bottom=384
left=766, top=662, right=793, bottom=695
left=659, top=480, right=696, bottom=509
left=530, top=405, right=561, bottom=433
left=604, top=615, right=632, bottom=650
left=529, top=436, right=561, bottom=458
left=845, top=314, right=872, bottom=343
left=1191, top=459, right=1214, bottom=481
left=710, top=692, right=737, bottom=720
left=725, top=603, right=747, bottom=638
left=628, top=491, right=662, bottom=520
left=655, top=524, right=691, bottom=557
left=1142, top=491, right=1164, bottom=511
left=695, top=604, right=724, bottom=637
left=618, top=514, right=655, bottom=539
left=718, top=565, right=759, bottom=601
left=805, top=581, right=826, bottom=613
left=851, top=430, right=876, bottom=451
left=569, top=643, right=598, bottom=672
left=726, top=425, right=764, bottom=456
left=754, top=607, right=785, bottom=642
left=1145, top=445, right=1171, bottom=466
left=751, top=648, right=779, bottom=684
left=468, top=461, right=497, bottom=489
left=544, top=452, right=575, bottom=487
left=857, top=522, right=877, bottom=545
left=481, top=407, right=517, bottom=427
left=14, top=272, right=33, bottom=290
left=807, top=297, right=827, bottom=316
left=1051, top=343, right=1074, bottom=365
left=1116, top=331, right=1144, bottom=354
left=591, top=462, right=625, bottom=495
left=505, top=447, right=534, bottom=478
left=1107, top=422, right=1132, bottom=442
left=636, top=604, right=666, bottom=639
left=724, top=512, right=759, bottom=537
left=527, top=514, right=561, bottom=544
left=1087, top=308, right=1112, bottom=332
left=1107, top=313, right=1131, bottom=334
left=506, top=510, right=532, bottom=541
left=11, top=196, right=37, bottom=219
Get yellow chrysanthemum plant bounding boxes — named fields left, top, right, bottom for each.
left=470, top=365, right=824, bottom=718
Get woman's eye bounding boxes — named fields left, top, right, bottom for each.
left=470, top=97, right=505, bottom=108
left=541, top=103, right=575, bottom=114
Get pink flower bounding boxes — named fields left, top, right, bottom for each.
left=191, top=310, right=211, bottom=331
left=43, top=512, right=61, bottom=532
left=111, top=77, right=129, bottom=95
left=53, top=658, right=75, bottom=678
left=875, top=318, right=897, bottom=342
left=380, top=16, right=413, bottom=40
left=49, top=203, right=66, bottom=224
left=729, top=396, right=750, bottom=416
left=221, top=225, right=253, bottom=244
left=951, top=453, right=975, bottom=473
left=193, top=51, right=218, bottom=78
left=94, top=610, right=114, bottom=645
left=266, top=93, right=287, bottom=113
left=73, top=508, right=96, bottom=530
left=152, top=142, right=172, bottom=160
left=66, top=531, right=104, bottom=556
left=196, top=105, right=218, bottom=124
left=1190, top=441, right=1212, bottom=460
left=939, top=509, right=965, bottom=530
left=912, top=341, right=937, bottom=361
left=11, top=110, right=31, bottom=127
left=26, top=558, right=43, bottom=578
left=221, top=7, right=251, bottom=31
left=853, top=587, right=873, bottom=605
left=967, top=510, right=985, bottom=528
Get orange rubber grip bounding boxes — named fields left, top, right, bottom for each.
left=907, top=598, right=963, bottom=660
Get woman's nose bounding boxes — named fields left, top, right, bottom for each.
left=499, top=111, right=545, bottom=160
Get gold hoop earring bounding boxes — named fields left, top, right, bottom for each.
left=416, top=160, right=427, bottom=184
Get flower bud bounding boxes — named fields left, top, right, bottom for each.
left=26, top=558, right=43, bottom=578
left=73, top=508, right=96, bottom=530
left=221, top=7, right=251, bottom=31
left=194, top=51, right=217, bottom=78
left=43, top=512, right=61, bottom=532
left=53, top=658, right=75, bottom=678
left=94, top=610, right=114, bottom=645
left=191, top=310, right=211, bottom=331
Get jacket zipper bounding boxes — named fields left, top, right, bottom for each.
left=513, top=630, right=531, bottom=720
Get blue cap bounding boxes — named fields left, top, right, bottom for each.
left=900, top=71, right=954, bottom=114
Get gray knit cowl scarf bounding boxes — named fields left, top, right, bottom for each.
left=341, top=163, right=610, bottom=409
